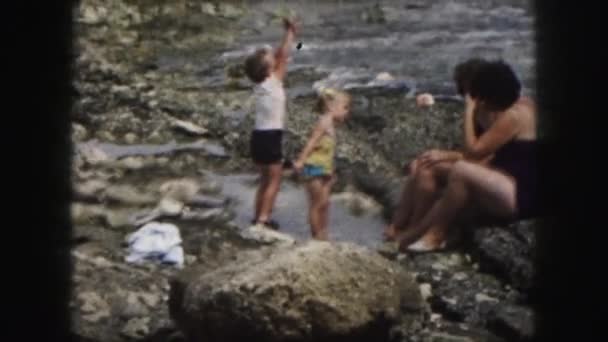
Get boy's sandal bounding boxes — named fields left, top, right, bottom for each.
left=251, top=219, right=280, bottom=230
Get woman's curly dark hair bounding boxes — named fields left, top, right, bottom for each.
left=453, top=58, right=488, bottom=96
left=469, top=60, right=522, bottom=111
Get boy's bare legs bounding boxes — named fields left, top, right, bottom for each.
left=256, top=163, right=283, bottom=224
left=254, top=165, right=269, bottom=221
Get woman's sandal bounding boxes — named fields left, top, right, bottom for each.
left=398, top=237, right=447, bottom=254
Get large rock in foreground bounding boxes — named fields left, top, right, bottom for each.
left=169, top=240, right=426, bottom=342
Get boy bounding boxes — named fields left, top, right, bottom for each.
left=244, top=18, right=299, bottom=229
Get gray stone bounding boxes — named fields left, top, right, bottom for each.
left=170, top=241, right=426, bottom=342
left=124, top=132, right=138, bottom=144
left=78, top=291, right=110, bottom=323
left=201, top=2, right=216, bottom=16
left=120, top=292, right=150, bottom=318
left=72, top=123, right=88, bottom=142
left=470, top=220, right=536, bottom=291
left=429, top=333, right=475, bottom=342
left=74, top=179, right=108, bottom=201
left=71, top=203, right=106, bottom=225
left=121, top=317, right=150, bottom=339
left=104, top=209, right=134, bottom=229
left=217, top=3, right=244, bottom=19
left=160, top=178, right=201, bottom=203
left=172, top=119, right=209, bottom=136
left=103, top=185, right=157, bottom=205
left=487, top=305, right=534, bottom=341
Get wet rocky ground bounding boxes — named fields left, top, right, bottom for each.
left=70, top=1, right=538, bottom=341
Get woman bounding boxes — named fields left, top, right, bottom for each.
left=388, top=59, right=541, bottom=252
left=384, top=58, right=489, bottom=244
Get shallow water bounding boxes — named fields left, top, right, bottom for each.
left=207, top=172, right=386, bottom=249
left=196, top=0, right=535, bottom=96
left=78, top=140, right=228, bottom=159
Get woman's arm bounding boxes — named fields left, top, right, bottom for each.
left=463, top=95, right=521, bottom=159
left=273, top=18, right=298, bottom=81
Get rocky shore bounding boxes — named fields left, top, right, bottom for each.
left=70, top=1, right=538, bottom=341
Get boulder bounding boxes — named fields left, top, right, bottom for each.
left=486, top=304, right=534, bottom=342
left=469, top=220, right=536, bottom=292
left=170, top=241, right=426, bottom=342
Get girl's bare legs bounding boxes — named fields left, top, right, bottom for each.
left=317, top=176, right=333, bottom=240
left=398, top=160, right=517, bottom=251
left=307, top=178, right=328, bottom=240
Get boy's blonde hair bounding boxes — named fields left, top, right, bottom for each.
left=313, top=87, right=351, bottom=114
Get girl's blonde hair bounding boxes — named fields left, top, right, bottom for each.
left=313, top=87, right=351, bottom=114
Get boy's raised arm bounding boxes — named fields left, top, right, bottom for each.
left=273, top=18, right=298, bottom=81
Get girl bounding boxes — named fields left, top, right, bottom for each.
left=293, top=88, right=351, bottom=240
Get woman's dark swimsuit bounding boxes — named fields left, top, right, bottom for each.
left=474, top=120, right=540, bottom=219
left=489, top=138, right=540, bottom=220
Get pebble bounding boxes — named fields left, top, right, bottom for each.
left=452, top=272, right=468, bottom=281
left=121, top=317, right=150, bottom=339
left=124, top=132, right=137, bottom=144
left=139, top=292, right=161, bottom=307
left=474, top=293, right=499, bottom=303
left=419, top=283, right=433, bottom=300
left=78, top=291, right=111, bottom=323
left=119, top=156, right=145, bottom=170
left=72, top=123, right=88, bottom=142
left=123, top=292, right=149, bottom=317
left=185, top=254, right=198, bottom=265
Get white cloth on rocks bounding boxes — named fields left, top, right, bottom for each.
left=125, top=222, right=184, bottom=267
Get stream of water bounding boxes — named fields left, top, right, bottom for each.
left=207, top=172, right=387, bottom=248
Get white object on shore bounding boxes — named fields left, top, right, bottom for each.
left=416, top=93, right=435, bottom=107
left=125, top=222, right=184, bottom=267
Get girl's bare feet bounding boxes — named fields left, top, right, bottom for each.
left=312, top=230, right=328, bottom=241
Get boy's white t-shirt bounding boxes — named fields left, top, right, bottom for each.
left=253, top=74, right=286, bottom=130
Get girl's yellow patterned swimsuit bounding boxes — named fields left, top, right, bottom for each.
left=303, top=133, right=335, bottom=179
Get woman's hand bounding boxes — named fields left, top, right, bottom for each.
left=417, top=149, right=449, bottom=168
left=465, top=93, right=476, bottom=116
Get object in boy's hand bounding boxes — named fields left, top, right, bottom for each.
left=283, top=17, right=300, bottom=34
left=296, top=42, right=302, bottom=50
left=416, top=93, right=435, bottom=107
